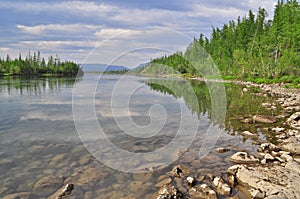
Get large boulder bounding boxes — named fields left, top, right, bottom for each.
left=227, top=164, right=300, bottom=198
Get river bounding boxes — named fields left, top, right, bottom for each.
left=0, top=74, right=282, bottom=198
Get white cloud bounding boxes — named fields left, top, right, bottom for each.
left=94, top=28, right=141, bottom=39
left=17, top=24, right=103, bottom=35
left=13, top=40, right=98, bottom=49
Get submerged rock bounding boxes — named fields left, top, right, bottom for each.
left=229, top=152, right=259, bottom=164
left=3, top=192, right=32, bottom=199
left=33, top=175, right=63, bottom=196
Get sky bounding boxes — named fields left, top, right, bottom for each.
left=0, top=0, right=278, bottom=68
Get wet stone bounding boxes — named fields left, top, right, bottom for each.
left=229, top=152, right=259, bottom=164
left=215, top=147, right=230, bottom=153
left=189, top=184, right=217, bottom=199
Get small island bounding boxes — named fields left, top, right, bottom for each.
left=0, top=51, right=83, bottom=77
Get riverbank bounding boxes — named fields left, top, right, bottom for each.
left=154, top=80, right=300, bottom=198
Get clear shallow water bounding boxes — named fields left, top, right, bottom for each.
left=0, top=74, right=281, bottom=198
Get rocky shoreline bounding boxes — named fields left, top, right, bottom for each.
left=153, top=81, right=300, bottom=198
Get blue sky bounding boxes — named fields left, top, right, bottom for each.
left=0, top=0, right=278, bottom=68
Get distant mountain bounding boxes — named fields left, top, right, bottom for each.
left=130, top=63, right=149, bottom=71
left=80, top=64, right=128, bottom=72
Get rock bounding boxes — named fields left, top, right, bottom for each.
left=280, top=153, right=293, bottom=162
left=280, top=137, right=300, bottom=154
left=243, top=118, right=255, bottom=124
left=276, top=134, right=287, bottom=139
left=33, top=175, right=63, bottom=196
left=288, top=129, right=298, bottom=136
left=253, top=115, right=277, bottom=124
left=212, top=176, right=231, bottom=196
left=275, top=157, right=285, bottom=163
left=227, top=175, right=235, bottom=187
left=229, top=164, right=300, bottom=198
left=260, top=143, right=280, bottom=153
left=49, top=183, right=74, bottom=199
left=265, top=154, right=275, bottom=161
left=227, top=165, right=242, bottom=176
left=48, top=153, right=68, bottom=168
left=155, top=177, right=172, bottom=188
left=285, top=161, right=300, bottom=174
left=0, top=187, right=8, bottom=195
left=287, top=112, right=300, bottom=130
left=241, top=131, right=257, bottom=137
left=0, top=158, right=13, bottom=167
left=229, top=152, right=259, bottom=164
left=186, top=176, right=196, bottom=187
left=262, top=103, right=272, bottom=107
left=249, top=189, right=265, bottom=199
left=171, top=166, right=188, bottom=178
left=3, top=192, right=32, bottom=199
left=294, top=157, right=300, bottom=164
left=65, top=167, right=109, bottom=189
left=189, top=184, right=217, bottom=199
left=215, top=147, right=230, bottom=153
left=272, top=127, right=285, bottom=133
left=156, top=184, right=183, bottom=199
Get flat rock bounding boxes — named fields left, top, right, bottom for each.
left=253, top=115, right=277, bottom=124
left=227, top=165, right=300, bottom=198
left=241, top=131, right=257, bottom=137
left=285, top=161, right=300, bottom=174
left=229, top=152, right=259, bottom=164
left=280, top=137, right=300, bottom=154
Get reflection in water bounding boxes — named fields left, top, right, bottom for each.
left=0, top=76, right=80, bottom=96
left=145, top=78, right=282, bottom=138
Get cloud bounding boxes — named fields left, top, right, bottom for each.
left=16, top=24, right=103, bottom=35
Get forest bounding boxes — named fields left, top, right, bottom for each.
left=143, top=0, right=300, bottom=84
left=0, top=51, right=83, bottom=77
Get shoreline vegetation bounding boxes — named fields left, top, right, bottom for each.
left=133, top=0, right=299, bottom=87
left=0, top=51, right=83, bottom=77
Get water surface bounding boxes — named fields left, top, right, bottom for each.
left=0, top=74, right=282, bottom=198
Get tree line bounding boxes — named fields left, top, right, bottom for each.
left=0, top=51, right=83, bottom=77
left=146, top=0, right=300, bottom=82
